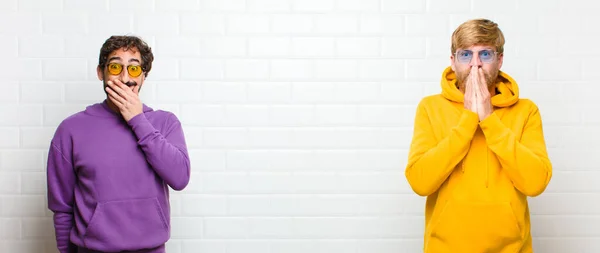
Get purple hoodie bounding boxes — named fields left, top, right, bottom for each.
left=47, top=100, right=191, bottom=253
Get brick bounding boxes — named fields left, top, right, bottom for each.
left=269, top=106, right=315, bottom=126
left=202, top=82, right=246, bottom=102
left=201, top=0, right=246, bottom=12
left=42, top=13, right=88, bottom=34
left=405, top=59, right=449, bottom=81
left=0, top=82, right=19, bottom=103
left=247, top=0, right=291, bottom=12
left=17, top=0, right=62, bottom=11
left=272, top=14, right=314, bottom=34
left=0, top=172, right=20, bottom=194
left=155, top=0, right=200, bottom=11
left=0, top=127, right=19, bottom=148
left=181, top=105, right=224, bottom=126
left=21, top=127, right=54, bottom=149
left=427, top=0, right=471, bottom=13
left=226, top=15, right=270, bottom=34
left=0, top=218, right=21, bottom=239
left=203, top=128, right=248, bottom=148
left=380, top=0, right=424, bottom=13
left=0, top=195, right=45, bottom=217
left=224, top=60, right=269, bottom=80
left=382, top=37, right=426, bottom=58
left=225, top=240, right=269, bottom=253
left=406, top=15, right=450, bottom=36
left=247, top=128, right=294, bottom=148
left=182, top=240, right=226, bottom=253
left=359, top=59, right=404, bottom=80
left=21, top=172, right=47, bottom=194
left=247, top=82, right=292, bottom=103
left=64, top=0, right=108, bottom=11
left=270, top=60, right=314, bottom=80
left=0, top=13, right=41, bottom=34
left=0, top=58, right=42, bottom=81
left=188, top=150, right=227, bottom=171
left=335, top=37, right=380, bottom=57
left=292, top=37, right=335, bottom=57
left=148, top=59, right=180, bottom=81
left=22, top=218, right=54, bottom=239
left=43, top=104, right=86, bottom=126
left=170, top=217, right=203, bottom=239
left=224, top=105, right=270, bottom=126
left=360, top=14, right=405, bottom=34
left=0, top=105, right=43, bottom=127
left=315, top=105, right=358, bottom=125
left=181, top=14, right=226, bottom=35
left=203, top=218, right=249, bottom=238
left=335, top=0, right=380, bottom=12
left=291, top=0, right=334, bottom=12
left=0, top=0, right=17, bottom=12
left=199, top=36, right=247, bottom=57
left=0, top=35, right=18, bottom=58
left=135, top=14, right=179, bottom=35
left=64, top=82, right=105, bottom=104
left=181, top=195, right=227, bottom=216
left=315, top=60, right=359, bottom=79
left=43, top=59, right=89, bottom=81
left=248, top=37, right=291, bottom=57
left=315, top=15, right=359, bottom=34
left=109, top=0, right=154, bottom=12
left=156, top=82, right=202, bottom=103
left=180, top=60, right=224, bottom=80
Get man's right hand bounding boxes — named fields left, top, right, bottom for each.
left=464, top=66, right=478, bottom=114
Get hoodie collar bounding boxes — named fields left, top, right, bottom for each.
left=440, top=66, right=520, bottom=108
left=84, top=99, right=153, bottom=118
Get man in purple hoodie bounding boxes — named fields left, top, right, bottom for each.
left=46, top=35, right=191, bottom=253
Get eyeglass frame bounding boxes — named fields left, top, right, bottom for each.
left=105, top=62, right=146, bottom=78
left=453, top=48, right=500, bottom=64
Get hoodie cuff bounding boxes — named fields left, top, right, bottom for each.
left=127, top=113, right=157, bottom=141
left=479, top=112, right=508, bottom=144
left=459, top=109, right=480, bottom=134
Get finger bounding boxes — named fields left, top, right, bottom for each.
left=109, top=80, right=133, bottom=101
left=478, top=68, right=489, bottom=96
left=105, top=86, right=126, bottom=105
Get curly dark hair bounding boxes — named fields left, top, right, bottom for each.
left=98, top=35, right=154, bottom=77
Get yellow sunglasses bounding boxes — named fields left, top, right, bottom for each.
left=107, top=63, right=144, bottom=77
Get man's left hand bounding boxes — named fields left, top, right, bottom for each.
left=105, top=80, right=143, bottom=122
left=474, top=67, right=493, bottom=121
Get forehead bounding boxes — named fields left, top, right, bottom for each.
left=458, top=44, right=495, bottom=51
left=107, top=47, right=141, bottom=61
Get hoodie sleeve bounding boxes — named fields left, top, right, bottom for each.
left=479, top=103, right=552, bottom=197
left=47, top=142, right=77, bottom=253
left=405, top=99, right=480, bottom=196
left=127, top=112, right=191, bottom=191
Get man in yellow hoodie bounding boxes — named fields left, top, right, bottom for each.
left=405, top=19, right=552, bottom=253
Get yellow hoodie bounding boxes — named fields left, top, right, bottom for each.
left=405, top=66, right=552, bottom=253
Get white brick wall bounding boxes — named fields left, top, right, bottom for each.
left=1, top=0, right=599, bottom=252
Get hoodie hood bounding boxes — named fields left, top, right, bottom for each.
left=84, top=99, right=154, bottom=118
left=440, top=66, right=520, bottom=108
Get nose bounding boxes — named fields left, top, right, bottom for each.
left=119, top=68, right=131, bottom=83
left=469, top=54, right=483, bottom=67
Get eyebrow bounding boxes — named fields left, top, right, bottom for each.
left=107, top=57, right=141, bottom=63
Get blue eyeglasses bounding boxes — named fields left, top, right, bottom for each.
left=454, top=49, right=498, bottom=64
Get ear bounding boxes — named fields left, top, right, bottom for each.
left=96, top=66, right=104, bottom=81
left=450, top=54, right=456, bottom=72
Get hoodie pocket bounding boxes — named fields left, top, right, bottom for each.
left=427, top=201, right=523, bottom=253
left=83, top=197, right=169, bottom=251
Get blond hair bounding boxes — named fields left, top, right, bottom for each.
left=451, top=19, right=505, bottom=54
